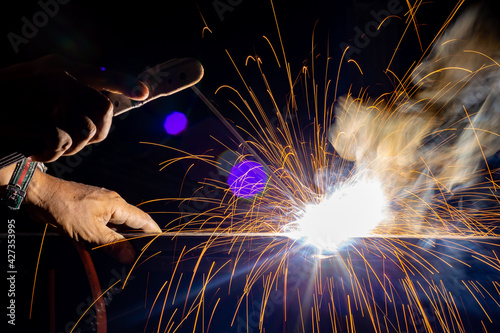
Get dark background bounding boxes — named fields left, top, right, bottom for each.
left=0, top=0, right=458, bottom=207
left=2, top=1, right=500, bottom=333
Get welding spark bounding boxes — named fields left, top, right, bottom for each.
left=284, top=176, right=389, bottom=253
left=132, top=2, right=500, bottom=333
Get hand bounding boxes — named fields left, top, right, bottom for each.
left=0, top=54, right=149, bottom=162
left=23, top=169, right=161, bottom=264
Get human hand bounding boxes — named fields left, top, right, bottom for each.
left=0, top=54, right=148, bottom=162
left=23, top=169, right=161, bottom=264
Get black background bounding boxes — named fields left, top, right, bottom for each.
left=0, top=0, right=458, bottom=206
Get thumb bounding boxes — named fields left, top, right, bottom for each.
left=95, top=224, right=136, bottom=264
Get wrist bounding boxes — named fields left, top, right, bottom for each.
left=24, top=168, right=57, bottom=208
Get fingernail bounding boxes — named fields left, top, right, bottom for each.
left=130, top=84, right=149, bottom=100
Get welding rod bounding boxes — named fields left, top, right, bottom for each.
left=191, top=85, right=301, bottom=207
left=120, top=232, right=500, bottom=240
left=3, top=232, right=500, bottom=240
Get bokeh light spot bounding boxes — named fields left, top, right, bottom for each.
left=164, top=111, right=188, bottom=135
left=228, top=161, right=268, bottom=199
left=216, top=150, right=238, bottom=177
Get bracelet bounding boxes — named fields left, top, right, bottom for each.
left=2, top=157, right=39, bottom=210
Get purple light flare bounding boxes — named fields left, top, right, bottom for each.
left=228, top=160, right=268, bottom=199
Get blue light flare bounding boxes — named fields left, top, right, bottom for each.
left=164, top=111, right=188, bottom=135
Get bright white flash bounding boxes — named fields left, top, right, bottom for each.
left=285, top=178, right=389, bottom=253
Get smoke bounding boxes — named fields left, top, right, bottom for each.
left=328, top=5, right=500, bottom=234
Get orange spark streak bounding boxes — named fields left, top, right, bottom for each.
left=30, top=223, right=48, bottom=319
left=144, top=279, right=169, bottom=333
left=69, top=280, right=120, bottom=333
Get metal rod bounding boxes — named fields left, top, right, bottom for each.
left=121, top=232, right=500, bottom=240
left=191, top=86, right=301, bottom=207
left=3, top=232, right=499, bottom=240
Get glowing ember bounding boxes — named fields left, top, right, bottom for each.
left=285, top=178, right=389, bottom=252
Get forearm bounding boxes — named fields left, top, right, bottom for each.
left=24, top=166, right=57, bottom=208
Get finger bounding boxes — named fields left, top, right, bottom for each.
left=31, top=127, right=73, bottom=162
left=95, top=223, right=136, bottom=264
left=87, top=93, right=113, bottom=144
left=109, top=200, right=162, bottom=234
left=62, top=74, right=114, bottom=144
left=61, top=116, right=97, bottom=155
left=66, top=61, right=149, bottom=101
left=5, top=121, right=73, bottom=163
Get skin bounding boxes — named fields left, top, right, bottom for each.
left=0, top=54, right=149, bottom=161
left=0, top=55, right=162, bottom=264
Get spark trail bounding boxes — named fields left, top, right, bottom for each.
left=134, top=1, right=500, bottom=332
